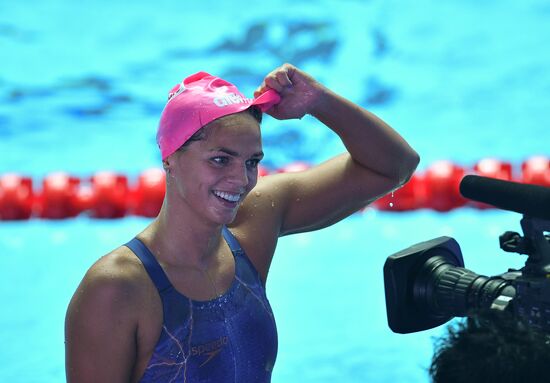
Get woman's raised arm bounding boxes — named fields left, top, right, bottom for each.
left=247, top=63, right=419, bottom=236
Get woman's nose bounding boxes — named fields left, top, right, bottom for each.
left=228, top=163, right=249, bottom=187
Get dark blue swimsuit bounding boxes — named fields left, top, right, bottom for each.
left=125, top=227, right=278, bottom=382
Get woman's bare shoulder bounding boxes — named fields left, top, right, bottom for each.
left=233, top=173, right=288, bottom=228
left=65, top=246, right=150, bottom=382
left=90, top=246, right=147, bottom=286
left=228, top=175, right=290, bottom=281
left=69, top=246, right=151, bottom=317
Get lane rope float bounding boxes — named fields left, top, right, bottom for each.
left=0, top=156, right=548, bottom=220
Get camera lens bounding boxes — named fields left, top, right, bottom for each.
left=413, top=255, right=515, bottom=318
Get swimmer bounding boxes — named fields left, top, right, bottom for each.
left=65, top=63, right=419, bottom=382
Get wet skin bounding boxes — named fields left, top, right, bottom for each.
left=167, top=112, right=264, bottom=228
left=65, top=63, right=420, bottom=383
left=130, top=112, right=267, bottom=380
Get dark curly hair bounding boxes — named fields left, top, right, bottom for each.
left=429, top=309, right=550, bottom=383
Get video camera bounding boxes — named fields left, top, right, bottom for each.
left=384, top=175, right=550, bottom=333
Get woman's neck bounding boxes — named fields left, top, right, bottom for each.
left=140, top=198, right=225, bottom=270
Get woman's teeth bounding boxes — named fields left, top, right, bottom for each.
left=213, top=190, right=240, bottom=202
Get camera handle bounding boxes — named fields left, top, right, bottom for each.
left=500, top=216, right=550, bottom=277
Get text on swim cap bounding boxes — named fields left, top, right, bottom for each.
left=167, top=81, right=187, bottom=101
left=213, top=92, right=251, bottom=107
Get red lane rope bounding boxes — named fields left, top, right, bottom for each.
left=0, top=156, right=548, bottom=220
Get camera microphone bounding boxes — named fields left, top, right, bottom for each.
left=459, top=175, right=550, bottom=220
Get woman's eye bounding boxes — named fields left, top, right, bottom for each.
left=211, top=157, right=229, bottom=165
left=246, top=159, right=261, bottom=169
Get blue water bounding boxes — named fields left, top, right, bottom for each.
left=1, top=0, right=549, bottom=382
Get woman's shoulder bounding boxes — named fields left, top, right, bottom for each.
left=92, top=246, right=146, bottom=283
left=71, top=246, right=151, bottom=313
left=65, top=246, right=153, bottom=382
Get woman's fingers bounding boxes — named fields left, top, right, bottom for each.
left=274, top=68, right=293, bottom=88
left=263, top=75, right=284, bottom=93
left=255, top=64, right=296, bottom=96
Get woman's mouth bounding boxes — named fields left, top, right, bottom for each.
left=212, top=190, right=241, bottom=204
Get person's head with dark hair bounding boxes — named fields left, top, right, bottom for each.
left=429, top=309, right=550, bottom=383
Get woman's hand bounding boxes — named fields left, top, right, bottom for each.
left=254, top=63, right=326, bottom=120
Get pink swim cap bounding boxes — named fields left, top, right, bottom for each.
left=157, top=71, right=281, bottom=160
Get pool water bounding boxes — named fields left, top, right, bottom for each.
left=0, top=0, right=548, bottom=382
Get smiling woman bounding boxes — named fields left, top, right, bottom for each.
left=64, top=63, right=419, bottom=383
left=167, top=112, right=264, bottom=225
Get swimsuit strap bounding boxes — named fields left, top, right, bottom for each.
left=222, top=226, right=243, bottom=255
left=124, top=238, right=173, bottom=294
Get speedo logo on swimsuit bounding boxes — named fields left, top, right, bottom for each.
left=213, top=92, right=251, bottom=107
left=191, top=336, right=229, bottom=367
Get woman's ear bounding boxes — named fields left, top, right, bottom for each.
left=162, top=159, right=170, bottom=173
left=163, top=159, right=174, bottom=185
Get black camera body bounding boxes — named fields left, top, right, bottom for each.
left=383, top=176, right=550, bottom=334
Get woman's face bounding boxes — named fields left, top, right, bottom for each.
left=168, top=111, right=263, bottom=226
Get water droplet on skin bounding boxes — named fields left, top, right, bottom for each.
left=271, top=201, right=275, bottom=208
left=255, top=191, right=261, bottom=197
